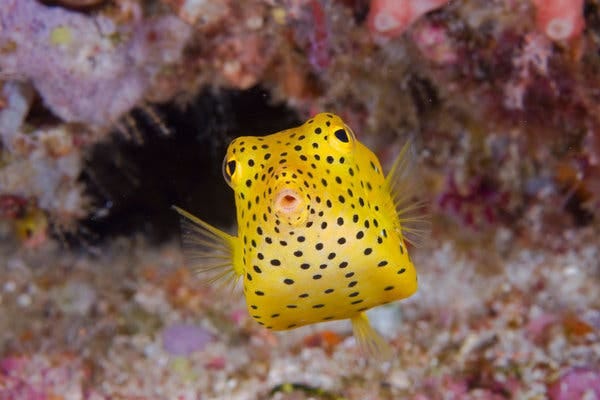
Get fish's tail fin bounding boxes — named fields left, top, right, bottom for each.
left=172, top=206, right=240, bottom=290
left=350, top=312, right=394, bottom=361
left=385, top=141, right=431, bottom=248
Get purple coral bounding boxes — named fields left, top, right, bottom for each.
left=0, top=0, right=190, bottom=127
left=162, top=323, right=213, bottom=356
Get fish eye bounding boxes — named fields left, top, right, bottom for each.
left=226, top=160, right=236, bottom=176
left=328, top=124, right=355, bottom=152
left=222, top=157, right=239, bottom=187
left=334, top=129, right=350, bottom=143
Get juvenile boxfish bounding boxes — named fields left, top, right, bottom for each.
left=174, top=113, right=425, bottom=358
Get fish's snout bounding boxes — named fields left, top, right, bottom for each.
left=273, top=187, right=308, bottom=226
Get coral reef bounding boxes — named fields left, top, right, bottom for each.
left=1, top=0, right=598, bottom=232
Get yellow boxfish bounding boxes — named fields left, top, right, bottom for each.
left=174, top=113, right=425, bottom=358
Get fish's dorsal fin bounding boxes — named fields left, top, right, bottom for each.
left=384, top=141, right=430, bottom=248
left=172, top=206, right=240, bottom=290
left=350, top=312, right=393, bottom=361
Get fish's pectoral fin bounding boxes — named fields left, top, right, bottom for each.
left=172, top=206, right=240, bottom=289
left=350, top=312, right=394, bottom=361
left=385, top=141, right=431, bottom=248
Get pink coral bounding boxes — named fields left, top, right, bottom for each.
left=548, top=368, right=600, bottom=400
left=367, top=0, right=449, bottom=39
left=307, top=0, right=331, bottom=71
left=411, top=21, right=457, bottom=65
left=532, top=0, right=585, bottom=41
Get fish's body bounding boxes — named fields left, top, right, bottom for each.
left=175, top=113, right=423, bottom=358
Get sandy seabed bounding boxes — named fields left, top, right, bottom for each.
left=1, top=226, right=598, bottom=400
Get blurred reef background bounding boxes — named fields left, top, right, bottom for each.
left=0, top=0, right=599, bottom=399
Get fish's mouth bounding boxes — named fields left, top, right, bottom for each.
left=273, top=187, right=308, bottom=226
left=275, top=189, right=303, bottom=213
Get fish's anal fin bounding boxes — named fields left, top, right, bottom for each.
left=172, top=206, right=241, bottom=290
left=350, top=312, right=394, bottom=361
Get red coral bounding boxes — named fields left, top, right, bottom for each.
left=0, top=195, right=28, bottom=219
left=437, top=173, right=509, bottom=230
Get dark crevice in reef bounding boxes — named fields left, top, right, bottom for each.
left=78, top=86, right=300, bottom=245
